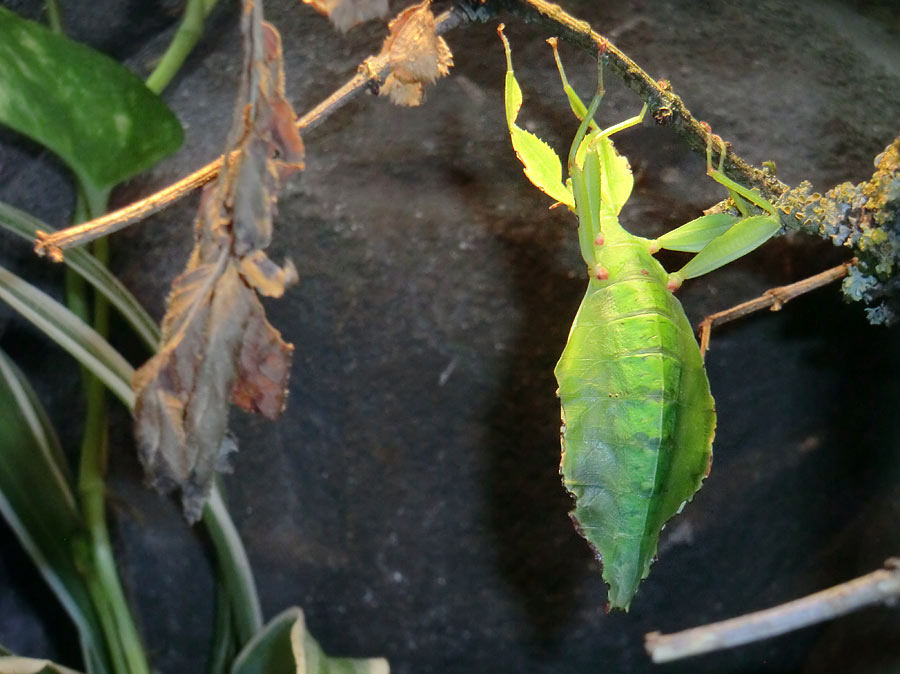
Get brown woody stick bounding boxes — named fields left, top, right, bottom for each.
left=33, top=5, right=468, bottom=259
left=698, top=259, right=856, bottom=358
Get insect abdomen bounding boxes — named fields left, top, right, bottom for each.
left=555, top=250, right=715, bottom=610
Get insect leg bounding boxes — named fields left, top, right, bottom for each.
left=588, top=102, right=649, bottom=148
left=705, top=134, right=778, bottom=218
left=667, top=134, right=781, bottom=288
left=548, top=37, right=602, bottom=133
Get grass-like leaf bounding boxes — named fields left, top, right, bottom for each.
left=231, top=608, right=389, bottom=674
left=204, top=484, right=263, bottom=649
left=0, top=265, right=135, bottom=408
left=0, top=7, right=182, bottom=194
left=0, top=351, right=112, bottom=674
left=0, top=201, right=160, bottom=350
left=0, top=654, right=84, bottom=674
left=0, top=263, right=266, bottom=671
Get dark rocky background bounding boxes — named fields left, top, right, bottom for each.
left=1, top=1, right=899, bottom=672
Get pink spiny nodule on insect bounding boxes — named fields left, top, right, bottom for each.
left=499, top=25, right=780, bottom=610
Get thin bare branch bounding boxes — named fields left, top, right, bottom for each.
left=645, top=559, right=900, bottom=664
left=698, top=259, right=856, bottom=358
left=33, top=5, right=468, bottom=259
left=34, top=156, right=225, bottom=261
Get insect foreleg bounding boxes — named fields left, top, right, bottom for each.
left=587, top=103, right=649, bottom=150
left=548, top=38, right=602, bottom=135
left=567, top=73, right=605, bottom=170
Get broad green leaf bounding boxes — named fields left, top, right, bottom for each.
left=0, top=201, right=160, bottom=351
left=0, top=265, right=135, bottom=407
left=0, top=656, right=83, bottom=674
left=0, top=7, right=182, bottom=193
left=231, top=608, right=389, bottom=674
left=0, top=351, right=112, bottom=674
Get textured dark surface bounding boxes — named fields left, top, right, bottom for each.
left=1, top=1, right=900, bottom=673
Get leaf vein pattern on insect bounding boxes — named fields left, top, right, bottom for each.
left=500, top=26, right=777, bottom=610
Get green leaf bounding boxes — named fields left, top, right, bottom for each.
left=0, top=201, right=160, bottom=351
left=0, top=7, right=182, bottom=193
left=231, top=608, right=389, bottom=674
left=0, top=351, right=112, bottom=674
left=0, top=265, right=135, bottom=407
left=503, top=67, right=523, bottom=129
left=0, top=655, right=84, bottom=674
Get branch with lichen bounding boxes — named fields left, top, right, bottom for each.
left=463, top=0, right=900, bottom=323
left=31, top=0, right=900, bottom=321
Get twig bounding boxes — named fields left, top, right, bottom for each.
left=33, top=5, right=469, bottom=259
left=698, top=259, right=856, bottom=358
left=645, top=558, right=900, bottom=663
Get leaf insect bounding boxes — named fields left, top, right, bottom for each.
left=499, top=26, right=780, bottom=610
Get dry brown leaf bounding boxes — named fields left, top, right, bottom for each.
left=302, top=0, right=389, bottom=32
left=378, top=0, right=453, bottom=106
left=133, top=0, right=305, bottom=522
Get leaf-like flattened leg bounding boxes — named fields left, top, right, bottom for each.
left=499, top=26, right=574, bottom=209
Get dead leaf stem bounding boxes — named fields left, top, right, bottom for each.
left=33, top=5, right=468, bottom=258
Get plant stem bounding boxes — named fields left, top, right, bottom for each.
left=44, top=0, right=63, bottom=34
left=203, top=484, right=263, bottom=647
left=71, top=187, right=150, bottom=674
left=145, top=0, right=220, bottom=95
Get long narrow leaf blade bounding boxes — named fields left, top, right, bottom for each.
left=203, top=484, right=263, bottom=648
left=0, top=265, right=135, bottom=407
left=0, top=201, right=160, bottom=350
left=0, top=655, right=84, bottom=674
left=0, top=351, right=111, bottom=674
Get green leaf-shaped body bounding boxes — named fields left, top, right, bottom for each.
left=556, top=239, right=715, bottom=610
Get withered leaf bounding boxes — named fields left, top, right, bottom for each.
left=133, top=0, right=305, bottom=522
left=378, top=0, right=453, bottom=107
left=302, top=0, right=389, bottom=32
